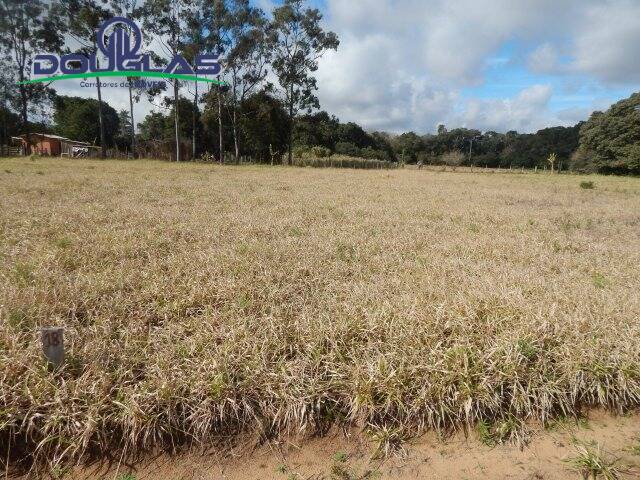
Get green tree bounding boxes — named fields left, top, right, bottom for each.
left=115, top=109, right=133, bottom=152
left=138, top=98, right=202, bottom=151
left=576, top=92, right=640, bottom=175
left=110, top=0, right=142, bottom=158
left=182, top=2, right=210, bottom=159
left=237, top=90, right=290, bottom=162
left=60, top=0, right=114, bottom=158
left=0, top=0, right=66, bottom=148
left=392, top=132, right=424, bottom=163
left=139, top=0, right=188, bottom=161
left=224, top=0, right=271, bottom=163
left=54, top=96, right=119, bottom=147
left=293, top=111, right=339, bottom=149
left=197, top=0, right=231, bottom=162
left=137, top=111, right=167, bottom=141
left=0, top=69, right=18, bottom=146
left=270, top=0, right=339, bottom=164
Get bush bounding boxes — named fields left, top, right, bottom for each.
left=293, top=145, right=310, bottom=159
left=198, top=152, right=216, bottom=163
left=580, top=181, right=595, bottom=189
left=310, top=146, right=331, bottom=158
left=294, top=145, right=332, bottom=159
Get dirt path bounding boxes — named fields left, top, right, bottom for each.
left=65, top=411, right=640, bottom=480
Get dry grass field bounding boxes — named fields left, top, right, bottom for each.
left=1, top=157, right=640, bottom=472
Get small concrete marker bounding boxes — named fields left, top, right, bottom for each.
left=41, top=327, right=64, bottom=368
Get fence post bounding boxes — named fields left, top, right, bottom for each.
left=41, top=326, right=64, bottom=368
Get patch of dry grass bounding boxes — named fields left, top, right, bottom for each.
left=1, top=157, right=639, bottom=470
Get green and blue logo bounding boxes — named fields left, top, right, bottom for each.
left=22, top=17, right=224, bottom=86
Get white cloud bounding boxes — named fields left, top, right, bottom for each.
left=569, top=1, right=640, bottom=84
left=528, top=44, right=560, bottom=73
left=315, top=0, right=640, bottom=133
left=454, top=85, right=555, bottom=132
left=316, top=33, right=457, bottom=132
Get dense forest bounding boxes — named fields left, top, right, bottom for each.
left=0, top=0, right=639, bottom=174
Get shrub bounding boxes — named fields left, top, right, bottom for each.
left=293, top=145, right=310, bottom=159
left=310, top=145, right=331, bottom=158
left=580, top=181, right=595, bottom=189
left=198, top=152, right=216, bottom=163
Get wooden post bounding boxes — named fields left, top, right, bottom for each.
left=41, top=327, right=64, bottom=368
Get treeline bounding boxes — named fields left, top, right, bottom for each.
left=388, top=124, right=581, bottom=170
left=1, top=1, right=638, bottom=174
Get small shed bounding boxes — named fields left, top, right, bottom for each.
left=16, top=133, right=67, bottom=156
left=14, top=133, right=100, bottom=157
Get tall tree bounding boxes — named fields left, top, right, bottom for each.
left=0, top=0, right=65, bottom=150
left=0, top=67, right=15, bottom=147
left=115, top=108, right=134, bottom=152
left=200, top=0, right=230, bottom=163
left=224, top=0, right=270, bottom=163
left=110, top=0, right=141, bottom=158
left=60, top=0, right=114, bottom=158
left=270, top=0, right=339, bottom=164
left=139, top=0, right=187, bottom=161
left=238, top=90, right=290, bottom=162
left=575, top=92, right=640, bottom=175
left=53, top=95, right=119, bottom=146
left=183, top=5, right=208, bottom=159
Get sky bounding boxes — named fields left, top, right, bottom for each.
left=53, top=0, right=640, bottom=135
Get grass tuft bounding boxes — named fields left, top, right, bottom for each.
left=565, top=441, right=623, bottom=480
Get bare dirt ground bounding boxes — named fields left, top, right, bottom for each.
left=66, top=411, right=640, bottom=480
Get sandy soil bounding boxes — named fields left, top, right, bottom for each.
left=65, top=411, right=640, bottom=480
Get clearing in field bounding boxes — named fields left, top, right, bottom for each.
left=1, top=157, right=639, bottom=473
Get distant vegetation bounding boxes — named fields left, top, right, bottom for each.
left=5, top=86, right=639, bottom=174
left=6, top=89, right=638, bottom=175
left=572, top=92, right=640, bottom=175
